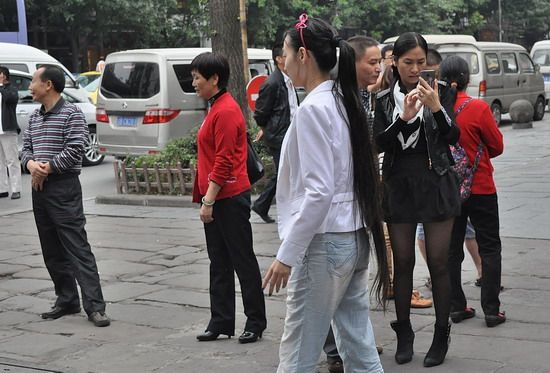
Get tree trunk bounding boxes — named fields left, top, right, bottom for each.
left=209, top=0, right=250, bottom=119
left=70, top=31, right=80, bottom=73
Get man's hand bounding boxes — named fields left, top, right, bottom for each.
left=28, top=161, right=51, bottom=191
left=199, top=204, right=214, bottom=223
left=262, top=259, right=291, bottom=296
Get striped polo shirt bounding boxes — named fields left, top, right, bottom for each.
left=21, top=97, right=89, bottom=174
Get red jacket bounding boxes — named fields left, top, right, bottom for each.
left=192, top=92, right=250, bottom=203
left=454, top=91, right=504, bottom=195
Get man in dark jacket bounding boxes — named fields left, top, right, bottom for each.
left=252, top=45, right=298, bottom=223
left=0, top=66, right=21, bottom=199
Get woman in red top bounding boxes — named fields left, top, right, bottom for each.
left=440, top=56, right=506, bottom=328
left=191, top=52, right=266, bottom=343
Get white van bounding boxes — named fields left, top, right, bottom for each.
left=531, top=40, right=550, bottom=106
left=96, top=48, right=273, bottom=157
left=0, top=42, right=90, bottom=103
left=383, top=36, right=546, bottom=124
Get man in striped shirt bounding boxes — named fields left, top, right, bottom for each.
left=21, top=65, right=110, bottom=327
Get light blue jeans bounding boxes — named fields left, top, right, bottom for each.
left=277, top=230, right=383, bottom=373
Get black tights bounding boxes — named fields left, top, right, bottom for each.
left=388, top=218, right=454, bottom=327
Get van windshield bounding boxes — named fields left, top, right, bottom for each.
left=440, top=52, right=480, bottom=74
left=533, top=49, right=550, bottom=66
left=101, top=62, right=160, bottom=99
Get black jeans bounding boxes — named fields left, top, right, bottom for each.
left=253, top=146, right=280, bottom=216
left=204, top=191, right=267, bottom=335
left=32, top=174, right=106, bottom=315
left=449, top=193, right=502, bottom=316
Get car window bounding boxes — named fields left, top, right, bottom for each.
left=85, top=78, right=100, bottom=92
left=501, top=53, right=518, bottom=74
left=485, top=53, right=501, bottom=74
left=532, top=49, right=550, bottom=66
left=101, top=62, right=160, bottom=99
left=518, top=53, right=535, bottom=73
left=173, top=64, right=194, bottom=93
left=440, top=52, right=480, bottom=75
left=249, top=60, right=271, bottom=77
left=1, top=63, right=29, bottom=73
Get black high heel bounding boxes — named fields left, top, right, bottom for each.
left=390, top=320, right=415, bottom=364
left=238, top=330, right=263, bottom=344
left=423, top=322, right=451, bottom=367
left=196, top=330, right=231, bottom=341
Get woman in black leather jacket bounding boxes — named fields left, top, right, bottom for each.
left=373, top=32, right=460, bottom=368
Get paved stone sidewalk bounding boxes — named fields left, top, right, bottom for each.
left=0, top=121, right=549, bottom=372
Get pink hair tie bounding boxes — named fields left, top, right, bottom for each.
left=294, top=13, right=308, bottom=50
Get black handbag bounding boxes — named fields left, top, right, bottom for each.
left=247, top=135, right=265, bottom=185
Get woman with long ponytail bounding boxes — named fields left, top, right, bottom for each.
left=262, top=14, right=388, bottom=373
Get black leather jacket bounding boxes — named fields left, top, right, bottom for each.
left=374, top=81, right=460, bottom=179
left=253, top=68, right=294, bottom=150
left=0, top=82, right=20, bottom=133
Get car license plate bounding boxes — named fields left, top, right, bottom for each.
left=116, top=116, right=138, bottom=127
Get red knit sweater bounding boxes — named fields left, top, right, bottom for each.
left=192, top=92, right=250, bottom=203
left=454, top=91, right=504, bottom=195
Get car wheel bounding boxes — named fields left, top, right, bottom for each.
left=533, top=96, right=545, bottom=121
left=491, top=102, right=502, bottom=126
left=83, top=126, right=105, bottom=166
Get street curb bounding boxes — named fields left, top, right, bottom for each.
left=95, top=194, right=197, bottom=208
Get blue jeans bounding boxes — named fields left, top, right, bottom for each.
left=277, top=230, right=383, bottom=373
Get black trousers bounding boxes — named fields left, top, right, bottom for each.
left=449, top=193, right=502, bottom=316
left=32, top=174, right=105, bottom=315
left=323, top=326, right=340, bottom=361
left=204, top=191, right=267, bottom=335
left=253, top=146, right=280, bottom=216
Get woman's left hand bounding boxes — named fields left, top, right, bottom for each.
left=200, top=204, right=214, bottom=223
left=262, top=260, right=291, bottom=296
left=417, top=77, right=442, bottom=113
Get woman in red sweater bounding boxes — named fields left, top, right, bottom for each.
left=440, top=56, right=506, bottom=328
left=191, top=52, right=266, bottom=343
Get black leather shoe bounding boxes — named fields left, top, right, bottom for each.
left=10, top=192, right=21, bottom=200
left=88, top=311, right=111, bottom=327
left=251, top=205, right=275, bottom=223
left=238, top=330, right=262, bottom=344
left=41, top=305, right=81, bottom=319
left=450, top=307, right=476, bottom=323
left=196, top=330, right=231, bottom=342
left=485, top=311, right=506, bottom=327
left=0, top=192, right=8, bottom=198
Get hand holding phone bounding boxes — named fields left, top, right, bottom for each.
left=419, top=70, right=436, bottom=88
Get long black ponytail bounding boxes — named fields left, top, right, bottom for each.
left=286, top=16, right=389, bottom=307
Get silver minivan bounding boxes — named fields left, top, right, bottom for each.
left=384, top=36, right=546, bottom=125
left=96, top=48, right=273, bottom=157
left=531, top=40, right=550, bottom=107
left=438, top=42, right=546, bottom=124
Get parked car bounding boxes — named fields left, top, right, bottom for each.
left=76, top=71, right=101, bottom=88
left=84, top=77, right=100, bottom=105
left=9, top=70, right=105, bottom=166
left=96, top=48, right=273, bottom=157
left=384, top=35, right=546, bottom=125
left=531, top=40, right=550, bottom=107
left=0, top=42, right=91, bottom=103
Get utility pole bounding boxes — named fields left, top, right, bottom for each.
left=240, top=0, right=250, bottom=83
left=498, top=0, right=503, bottom=42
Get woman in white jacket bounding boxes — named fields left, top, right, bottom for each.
left=262, top=14, right=389, bottom=373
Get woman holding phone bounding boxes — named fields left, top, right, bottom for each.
left=374, top=32, right=460, bottom=367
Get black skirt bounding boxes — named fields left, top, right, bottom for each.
left=383, top=153, right=461, bottom=224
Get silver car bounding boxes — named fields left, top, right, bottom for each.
left=10, top=70, right=104, bottom=166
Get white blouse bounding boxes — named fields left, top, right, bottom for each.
left=275, top=80, right=364, bottom=267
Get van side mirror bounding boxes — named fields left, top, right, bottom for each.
left=535, top=64, right=541, bottom=73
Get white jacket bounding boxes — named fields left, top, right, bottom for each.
left=276, top=80, right=363, bottom=267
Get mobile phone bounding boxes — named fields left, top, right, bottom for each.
left=420, top=70, right=436, bottom=88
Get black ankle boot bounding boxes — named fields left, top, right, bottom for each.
left=423, top=322, right=451, bottom=367
left=390, top=320, right=415, bottom=364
